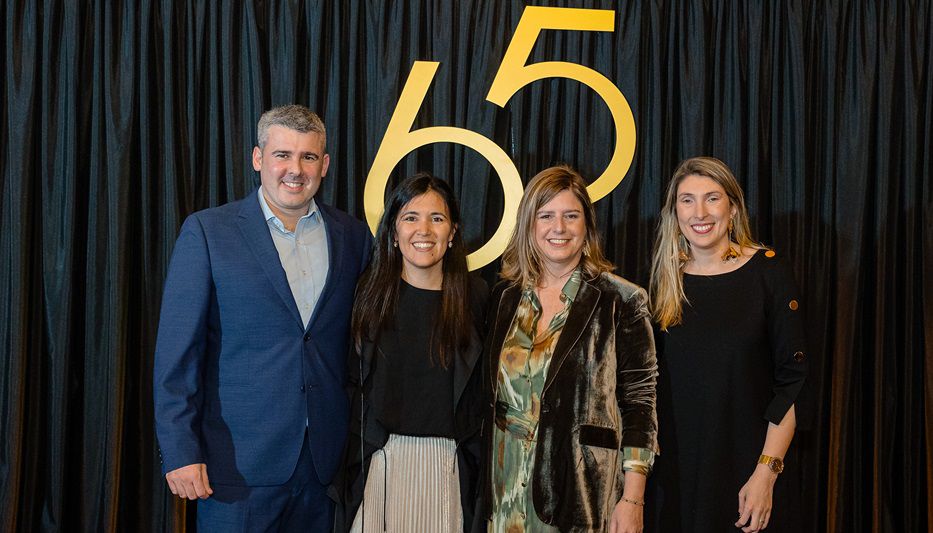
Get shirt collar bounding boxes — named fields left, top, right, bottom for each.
left=561, top=268, right=583, bottom=302
left=257, top=187, right=319, bottom=232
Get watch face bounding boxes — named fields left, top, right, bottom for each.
left=769, top=458, right=784, bottom=473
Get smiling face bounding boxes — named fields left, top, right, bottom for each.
left=533, top=189, right=586, bottom=274
left=675, top=174, right=738, bottom=255
left=394, top=190, right=456, bottom=284
left=252, top=125, right=330, bottom=225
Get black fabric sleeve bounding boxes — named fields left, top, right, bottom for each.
left=470, top=275, right=490, bottom=331
left=762, top=253, right=809, bottom=425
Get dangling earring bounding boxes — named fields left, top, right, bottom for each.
left=447, top=241, right=453, bottom=248
left=722, top=246, right=740, bottom=262
left=678, top=234, right=691, bottom=263
left=722, top=217, right=740, bottom=262
left=393, top=241, right=398, bottom=248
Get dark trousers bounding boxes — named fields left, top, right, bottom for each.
left=197, top=431, right=333, bottom=532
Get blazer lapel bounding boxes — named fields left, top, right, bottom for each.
left=542, top=278, right=601, bottom=394
left=307, top=203, right=346, bottom=330
left=237, top=193, right=303, bottom=328
left=358, top=339, right=379, bottom=385
left=487, top=284, right=522, bottom=390
left=453, top=329, right=482, bottom=408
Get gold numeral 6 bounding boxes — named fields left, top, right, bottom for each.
left=364, top=6, right=636, bottom=270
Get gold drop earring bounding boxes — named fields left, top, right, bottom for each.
left=722, top=217, right=740, bottom=262
left=678, top=234, right=691, bottom=263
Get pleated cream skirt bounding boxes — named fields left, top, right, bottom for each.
left=350, top=434, right=462, bottom=533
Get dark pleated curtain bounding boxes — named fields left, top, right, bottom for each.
left=1, top=0, right=930, bottom=531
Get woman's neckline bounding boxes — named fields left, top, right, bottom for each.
left=400, top=277, right=442, bottom=292
left=683, top=248, right=763, bottom=279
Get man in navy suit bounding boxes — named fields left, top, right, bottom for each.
left=153, top=105, right=371, bottom=531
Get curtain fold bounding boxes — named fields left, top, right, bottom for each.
left=1, top=1, right=930, bottom=531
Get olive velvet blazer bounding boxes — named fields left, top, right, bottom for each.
left=482, top=272, right=659, bottom=531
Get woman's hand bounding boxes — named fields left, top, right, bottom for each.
left=735, top=464, right=777, bottom=531
left=609, top=497, right=644, bottom=533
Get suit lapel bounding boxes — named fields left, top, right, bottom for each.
left=307, top=203, right=346, bottom=330
left=237, top=193, right=303, bottom=328
left=543, top=278, right=600, bottom=394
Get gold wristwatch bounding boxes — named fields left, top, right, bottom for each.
left=758, top=454, right=784, bottom=474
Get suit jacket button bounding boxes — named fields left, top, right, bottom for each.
left=794, top=351, right=805, bottom=362
left=300, top=385, right=306, bottom=392
left=303, top=333, right=312, bottom=342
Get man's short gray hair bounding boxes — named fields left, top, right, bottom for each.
left=257, top=105, right=327, bottom=150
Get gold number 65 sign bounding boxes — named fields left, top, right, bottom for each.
left=364, top=6, right=636, bottom=270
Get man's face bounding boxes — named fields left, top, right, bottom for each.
left=252, top=125, right=329, bottom=221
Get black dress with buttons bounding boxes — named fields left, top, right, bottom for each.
left=646, top=249, right=808, bottom=533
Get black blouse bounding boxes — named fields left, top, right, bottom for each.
left=369, top=279, right=456, bottom=438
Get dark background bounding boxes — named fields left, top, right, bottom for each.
left=2, top=1, right=930, bottom=531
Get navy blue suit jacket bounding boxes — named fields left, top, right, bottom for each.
left=153, top=190, right=371, bottom=486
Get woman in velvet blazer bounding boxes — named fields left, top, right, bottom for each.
left=482, top=166, right=659, bottom=533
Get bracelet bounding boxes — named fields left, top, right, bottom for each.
left=620, top=496, right=645, bottom=506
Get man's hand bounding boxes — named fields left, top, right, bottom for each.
left=165, top=463, right=213, bottom=500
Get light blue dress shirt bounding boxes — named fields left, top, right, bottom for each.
left=257, top=188, right=329, bottom=328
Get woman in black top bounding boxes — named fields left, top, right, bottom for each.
left=332, top=173, right=487, bottom=532
left=646, top=157, right=807, bottom=533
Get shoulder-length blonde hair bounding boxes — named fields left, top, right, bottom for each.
left=500, top=165, right=614, bottom=287
left=649, top=157, right=764, bottom=330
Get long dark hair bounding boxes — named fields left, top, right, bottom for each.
left=351, top=172, right=471, bottom=367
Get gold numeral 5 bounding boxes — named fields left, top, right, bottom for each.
left=364, top=7, right=635, bottom=270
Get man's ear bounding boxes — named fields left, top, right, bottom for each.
left=252, top=146, right=262, bottom=171
left=321, top=153, right=331, bottom=177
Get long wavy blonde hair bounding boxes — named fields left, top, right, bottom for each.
left=500, top=165, right=614, bottom=287
left=649, top=157, right=764, bottom=330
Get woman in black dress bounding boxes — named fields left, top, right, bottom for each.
left=646, top=157, right=807, bottom=532
left=333, top=173, right=487, bottom=532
